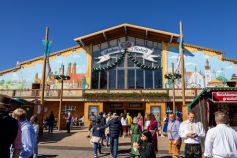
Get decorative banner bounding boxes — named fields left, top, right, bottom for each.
left=127, top=46, right=159, bottom=62
left=212, top=91, right=237, bottom=102
left=96, top=41, right=159, bottom=64
left=93, top=41, right=161, bottom=71
left=42, top=40, right=53, bottom=56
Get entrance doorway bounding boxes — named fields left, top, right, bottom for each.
left=127, top=109, right=144, bottom=118
left=104, top=102, right=145, bottom=117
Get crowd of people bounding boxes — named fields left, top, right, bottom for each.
left=87, top=112, right=160, bottom=158
left=87, top=111, right=237, bottom=158
left=1, top=93, right=237, bottom=158
left=0, top=99, right=39, bottom=158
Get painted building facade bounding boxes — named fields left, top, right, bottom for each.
left=0, top=24, right=237, bottom=128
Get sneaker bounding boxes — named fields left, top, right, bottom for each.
left=94, top=155, right=98, bottom=158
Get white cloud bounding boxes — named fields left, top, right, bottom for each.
left=169, top=55, right=179, bottom=59
left=204, top=55, right=210, bottom=59
left=225, top=65, right=233, bottom=69
left=186, top=62, right=197, bottom=66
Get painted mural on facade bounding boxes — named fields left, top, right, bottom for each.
left=0, top=49, right=90, bottom=89
left=166, top=46, right=237, bottom=88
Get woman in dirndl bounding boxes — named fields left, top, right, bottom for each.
left=147, top=113, right=158, bottom=152
left=130, top=117, right=141, bottom=157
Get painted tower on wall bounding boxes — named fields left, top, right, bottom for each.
left=166, top=43, right=237, bottom=88
left=0, top=47, right=90, bottom=90
left=205, top=59, right=212, bottom=87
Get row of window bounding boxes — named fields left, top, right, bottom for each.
left=91, top=37, right=163, bottom=89
left=92, top=68, right=162, bottom=89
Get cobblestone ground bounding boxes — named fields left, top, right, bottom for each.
left=38, top=128, right=184, bottom=158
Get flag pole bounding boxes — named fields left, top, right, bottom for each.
left=179, top=21, right=186, bottom=106
left=39, top=27, right=49, bottom=135
left=172, top=63, right=176, bottom=114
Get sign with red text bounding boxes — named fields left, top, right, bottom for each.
left=212, top=91, right=237, bottom=103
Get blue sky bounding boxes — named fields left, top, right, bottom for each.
left=0, top=0, right=237, bottom=71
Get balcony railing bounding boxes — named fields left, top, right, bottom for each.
left=0, top=88, right=202, bottom=100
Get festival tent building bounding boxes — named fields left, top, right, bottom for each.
left=0, top=23, right=237, bottom=128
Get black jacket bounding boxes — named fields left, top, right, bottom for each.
left=0, top=112, right=18, bottom=158
left=139, top=141, right=156, bottom=158
left=101, top=117, right=122, bottom=138
left=92, top=124, right=103, bottom=137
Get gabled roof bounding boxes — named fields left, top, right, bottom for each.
left=74, top=23, right=179, bottom=46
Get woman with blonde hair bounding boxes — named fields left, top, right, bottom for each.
left=130, top=117, right=141, bottom=157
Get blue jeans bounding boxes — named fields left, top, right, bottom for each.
left=66, top=122, right=71, bottom=133
left=110, top=137, right=119, bottom=158
left=106, top=135, right=110, bottom=146
left=93, top=143, right=101, bottom=155
left=48, top=122, right=54, bottom=133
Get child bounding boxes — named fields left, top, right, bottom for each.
left=138, top=130, right=156, bottom=158
left=92, top=119, right=103, bottom=158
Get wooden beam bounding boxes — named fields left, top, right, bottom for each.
left=79, top=39, right=85, bottom=47
left=169, top=35, right=174, bottom=43
left=145, top=30, right=148, bottom=39
left=124, top=26, right=127, bottom=35
left=103, top=32, right=107, bottom=40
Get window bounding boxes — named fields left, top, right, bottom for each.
left=109, top=69, right=116, bottom=89
left=136, top=69, right=144, bottom=88
left=155, top=70, right=162, bottom=88
left=145, top=70, right=153, bottom=88
left=136, top=38, right=145, bottom=46
left=91, top=37, right=163, bottom=89
left=92, top=71, right=99, bottom=89
left=117, top=70, right=124, bottom=89
left=100, top=71, right=107, bottom=89
left=128, top=69, right=135, bottom=88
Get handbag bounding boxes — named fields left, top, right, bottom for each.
left=91, top=136, right=102, bottom=143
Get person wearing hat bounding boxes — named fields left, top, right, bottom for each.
left=98, top=113, right=122, bottom=158
left=0, top=95, right=21, bottom=158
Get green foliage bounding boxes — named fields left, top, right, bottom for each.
left=84, top=92, right=168, bottom=99
left=164, top=73, right=181, bottom=80
left=216, top=76, right=228, bottom=83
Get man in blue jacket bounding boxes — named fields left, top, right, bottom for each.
left=98, top=113, right=122, bottom=158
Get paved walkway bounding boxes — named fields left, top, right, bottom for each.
left=38, top=128, right=184, bottom=158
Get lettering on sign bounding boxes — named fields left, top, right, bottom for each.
left=212, top=91, right=237, bottom=102
left=129, top=103, right=143, bottom=108
left=110, top=104, right=123, bottom=108
left=96, top=41, right=159, bottom=64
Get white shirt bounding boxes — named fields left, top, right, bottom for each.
left=121, top=117, right=128, bottom=126
left=179, top=120, right=205, bottom=144
left=204, top=124, right=237, bottom=158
